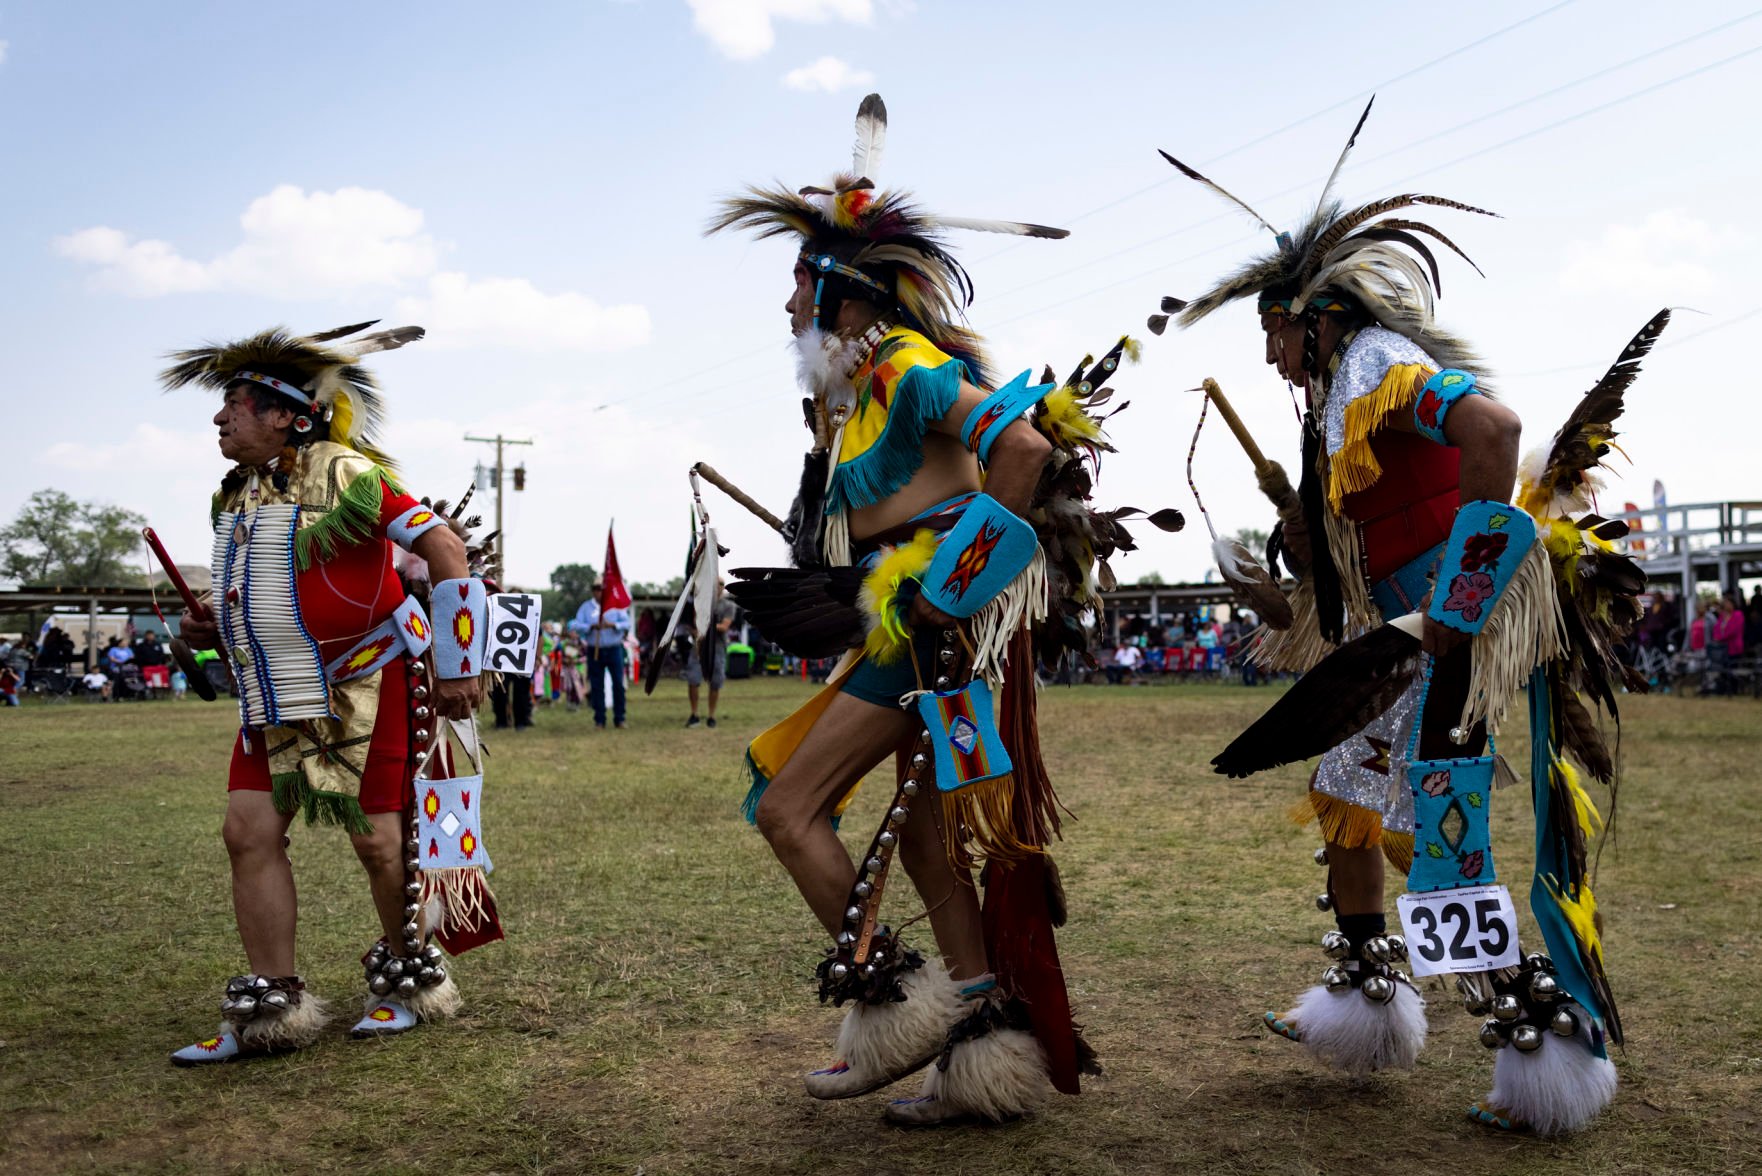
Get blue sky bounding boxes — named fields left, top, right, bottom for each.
left=4, top=0, right=1758, bottom=592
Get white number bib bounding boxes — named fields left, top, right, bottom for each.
left=1396, top=884, right=1522, bottom=977
left=484, top=593, right=542, bottom=675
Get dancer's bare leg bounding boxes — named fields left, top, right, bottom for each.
left=894, top=743, right=987, bottom=981
left=350, top=812, right=413, bottom=952
left=222, top=790, right=298, bottom=976
left=754, top=692, right=915, bottom=933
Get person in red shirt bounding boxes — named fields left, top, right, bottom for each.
left=162, top=324, right=499, bottom=1064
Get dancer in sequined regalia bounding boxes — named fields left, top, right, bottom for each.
left=1157, top=102, right=1658, bottom=1134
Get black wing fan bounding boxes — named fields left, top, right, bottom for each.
left=726, top=566, right=867, bottom=659
left=1213, top=622, right=1422, bottom=778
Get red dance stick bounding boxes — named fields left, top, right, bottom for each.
left=142, top=527, right=213, bottom=620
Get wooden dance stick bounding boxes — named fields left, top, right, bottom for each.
left=142, top=526, right=226, bottom=700
left=143, top=527, right=211, bottom=619
left=691, top=462, right=785, bottom=534
left=1200, top=379, right=1302, bottom=523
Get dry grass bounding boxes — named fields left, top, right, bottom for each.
left=2, top=679, right=1759, bottom=1175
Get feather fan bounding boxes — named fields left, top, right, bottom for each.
left=1212, top=618, right=1422, bottom=778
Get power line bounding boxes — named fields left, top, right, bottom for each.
left=984, top=16, right=1762, bottom=309
left=973, top=0, right=1581, bottom=259
left=984, top=41, right=1762, bottom=329
left=1505, top=307, right=1760, bottom=379
left=622, top=16, right=1757, bottom=419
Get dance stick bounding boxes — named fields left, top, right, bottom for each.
left=691, top=462, right=785, bottom=534
left=142, top=526, right=226, bottom=700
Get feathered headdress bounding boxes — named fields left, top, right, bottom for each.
left=1149, top=99, right=1495, bottom=378
left=708, top=93, right=1068, bottom=387
left=161, top=320, right=423, bottom=469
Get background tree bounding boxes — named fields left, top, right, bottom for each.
left=1, top=490, right=147, bottom=587
left=1232, top=526, right=1270, bottom=557
left=541, top=562, right=597, bottom=627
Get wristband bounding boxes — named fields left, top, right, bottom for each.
left=1427, top=500, right=1537, bottom=636
left=958, top=371, right=1055, bottom=462
left=386, top=502, right=448, bottom=552
left=431, top=578, right=488, bottom=678
left=1413, top=369, right=1479, bottom=446
left=919, top=494, right=1037, bottom=618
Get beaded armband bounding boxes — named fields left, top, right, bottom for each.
left=918, top=494, right=1036, bottom=618
left=386, top=503, right=448, bottom=552
left=430, top=578, right=488, bottom=678
left=1426, top=500, right=1537, bottom=636
left=957, top=371, right=1056, bottom=462
left=1413, top=369, right=1479, bottom=445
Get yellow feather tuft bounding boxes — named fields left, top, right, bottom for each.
left=1541, top=873, right=1606, bottom=970
left=858, top=529, right=939, bottom=664
left=1554, top=755, right=1604, bottom=838
left=1120, top=336, right=1143, bottom=363
left=1038, top=387, right=1106, bottom=451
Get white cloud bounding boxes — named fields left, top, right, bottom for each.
left=397, top=272, right=652, bottom=352
left=782, top=55, right=873, bottom=92
left=55, top=186, right=649, bottom=353
left=55, top=185, right=440, bottom=298
left=687, top=0, right=871, bottom=61
left=1558, top=209, right=1750, bottom=297
left=41, top=422, right=218, bottom=474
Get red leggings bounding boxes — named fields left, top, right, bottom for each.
left=226, top=666, right=412, bottom=815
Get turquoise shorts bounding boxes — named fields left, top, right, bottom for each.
left=840, top=627, right=940, bottom=709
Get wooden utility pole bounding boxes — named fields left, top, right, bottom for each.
left=464, top=433, right=533, bottom=580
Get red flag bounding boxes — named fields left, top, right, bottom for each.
left=600, top=523, right=632, bottom=611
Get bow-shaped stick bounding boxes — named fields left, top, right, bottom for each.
left=1187, top=388, right=1294, bottom=630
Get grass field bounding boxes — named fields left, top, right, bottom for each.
left=3, top=678, right=1760, bottom=1175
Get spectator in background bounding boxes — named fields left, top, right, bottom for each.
left=0, top=662, right=19, bottom=707
left=81, top=665, right=112, bottom=701
left=1744, top=588, right=1762, bottom=653
left=685, top=582, right=734, bottom=729
left=1104, top=642, right=1142, bottom=685
left=104, top=636, right=134, bottom=675
left=570, top=578, right=632, bottom=730
left=1718, top=593, right=1746, bottom=658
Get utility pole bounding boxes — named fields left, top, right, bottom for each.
left=464, top=433, right=533, bottom=581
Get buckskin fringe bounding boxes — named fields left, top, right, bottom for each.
left=1460, top=540, right=1566, bottom=735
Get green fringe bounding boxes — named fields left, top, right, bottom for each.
left=828, top=360, right=964, bottom=516
left=740, top=750, right=839, bottom=831
left=270, top=769, right=371, bottom=834
left=294, top=466, right=386, bottom=572
left=270, top=770, right=309, bottom=816
left=210, top=490, right=226, bottom=527
left=303, top=789, right=373, bottom=836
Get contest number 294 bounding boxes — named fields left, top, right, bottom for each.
left=484, top=593, right=543, bottom=675
left=1395, top=885, right=1522, bottom=977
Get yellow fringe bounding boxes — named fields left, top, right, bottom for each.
left=858, top=530, right=939, bottom=664
left=1383, top=831, right=1414, bottom=876
left=1290, top=790, right=1385, bottom=850
left=1291, top=791, right=1414, bottom=872
left=941, top=774, right=1035, bottom=866
left=1326, top=364, right=1433, bottom=512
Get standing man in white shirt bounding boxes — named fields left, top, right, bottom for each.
left=569, top=579, right=632, bottom=729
